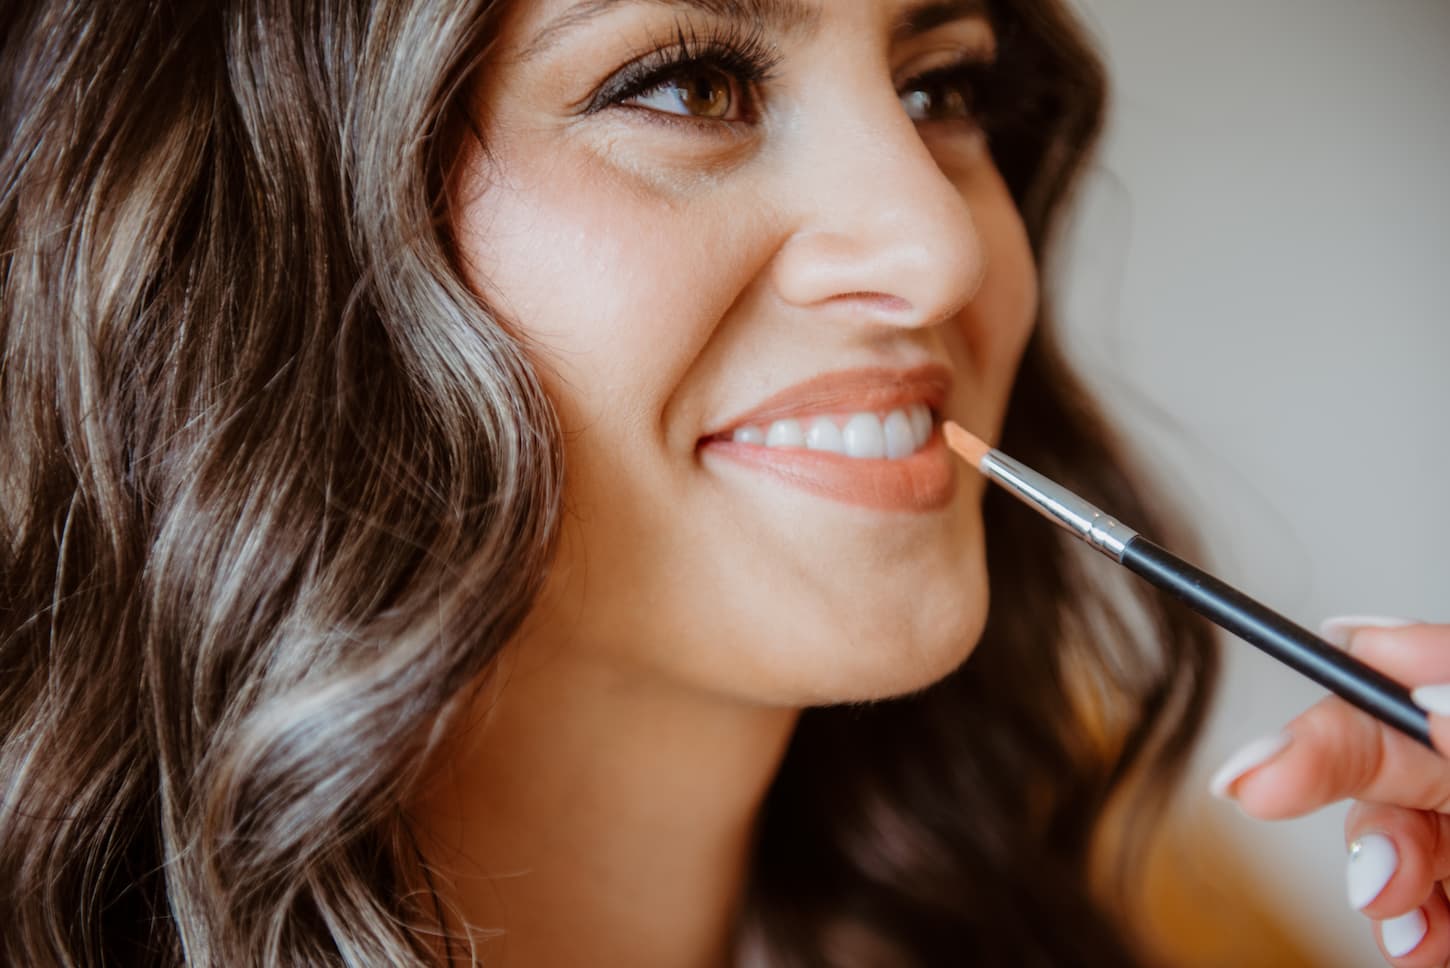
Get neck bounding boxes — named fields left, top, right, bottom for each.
left=411, top=644, right=799, bottom=968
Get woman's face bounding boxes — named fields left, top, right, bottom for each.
left=454, top=0, right=1037, bottom=705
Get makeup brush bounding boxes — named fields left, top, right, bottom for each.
left=943, top=421, right=1433, bottom=749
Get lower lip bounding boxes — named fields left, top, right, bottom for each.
left=699, top=431, right=957, bottom=512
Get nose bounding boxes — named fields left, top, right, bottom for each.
left=767, top=83, right=985, bottom=329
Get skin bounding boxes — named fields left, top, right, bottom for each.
left=1216, top=622, right=1450, bottom=968
left=411, top=1, right=1036, bottom=965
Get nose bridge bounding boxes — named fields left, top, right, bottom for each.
left=769, top=81, right=985, bottom=326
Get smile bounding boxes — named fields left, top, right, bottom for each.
left=697, top=365, right=957, bottom=512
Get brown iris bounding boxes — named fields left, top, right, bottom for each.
left=901, top=82, right=972, bottom=122
left=662, top=65, right=735, bottom=119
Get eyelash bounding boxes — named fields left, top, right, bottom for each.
left=586, top=20, right=1000, bottom=132
left=585, top=21, right=782, bottom=124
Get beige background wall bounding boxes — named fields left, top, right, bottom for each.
left=1058, top=2, right=1450, bottom=963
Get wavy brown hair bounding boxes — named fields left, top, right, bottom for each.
left=0, top=0, right=1216, bottom=965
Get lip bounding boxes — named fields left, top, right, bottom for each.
left=704, top=363, right=953, bottom=437
left=697, top=364, right=957, bottom=513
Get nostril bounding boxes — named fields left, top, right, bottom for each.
left=831, top=292, right=912, bottom=315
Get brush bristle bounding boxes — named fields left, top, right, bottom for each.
left=943, top=421, right=990, bottom=470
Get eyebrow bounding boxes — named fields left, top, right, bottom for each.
left=518, top=0, right=986, bottom=62
left=518, top=0, right=819, bottom=61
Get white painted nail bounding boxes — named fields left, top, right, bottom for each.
left=1209, top=732, right=1293, bottom=800
left=1412, top=683, right=1450, bottom=716
left=1380, top=908, right=1428, bottom=957
left=1318, top=615, right=1415, bottom=649
left=1346, top=834, right=1398, bottom=910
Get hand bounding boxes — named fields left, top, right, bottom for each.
left=1209, top=618, right=1450, bottom=966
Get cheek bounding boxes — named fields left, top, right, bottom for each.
left=451, top=150, right=743, bottom=437
left=959, top=182, right=1037, bottom=427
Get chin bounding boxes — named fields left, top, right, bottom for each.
left=832, top=581, right=987, bottom=704
left=740, top=546, right=992, bottom=708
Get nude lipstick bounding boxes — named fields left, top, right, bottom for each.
left=698, top=364, right=957, bottom=512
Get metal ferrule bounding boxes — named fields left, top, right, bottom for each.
left=980, top=451, right=1140, bottom=560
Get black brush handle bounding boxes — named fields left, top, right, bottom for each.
left=1120, top=536, right=1433, bottom=749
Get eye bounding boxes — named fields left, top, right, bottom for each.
left=626, top=63, right=744, bottom=121
left=898, top=63, right=994, bottom=125
left=586, top=22, right=779, bottom=126
left=900, top=83, right=970, bottom=123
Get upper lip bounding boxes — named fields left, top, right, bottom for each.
left=704, top=363, right=953, bottom=438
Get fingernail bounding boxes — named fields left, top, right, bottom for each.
left=1381, top=907, right=1428, bottom=957
left=1346, top=833, right=1398, bottom=909
left=1318, top=615, right=1415, bottom=649
left=1412, top=683, right=1450, bottom=716
left=1209, top=732, right=1293, bottom=800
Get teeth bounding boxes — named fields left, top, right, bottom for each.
left=765, top=418, right=805, bottom=449
left=734, top=406, right=935, bottom=460
left=805, top=417, right=844, bottom=452
left=907, top=403, right=933, bottom=447
left=883, top=409, right=915, bottom=459
left=841, top=412, right=886, bottom=459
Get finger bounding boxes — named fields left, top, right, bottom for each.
left=1329, top=620, right=1450, bottom=754
left=1344, top=803, right=1450, bottom=918
left=1225, top=695, right=1450, bottom=819
left=1321, top=616, right=1424, bottom=653
left=1330, top=620, right=1450, bottom=684
left=1372, top=892, right=1449, bottom=967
